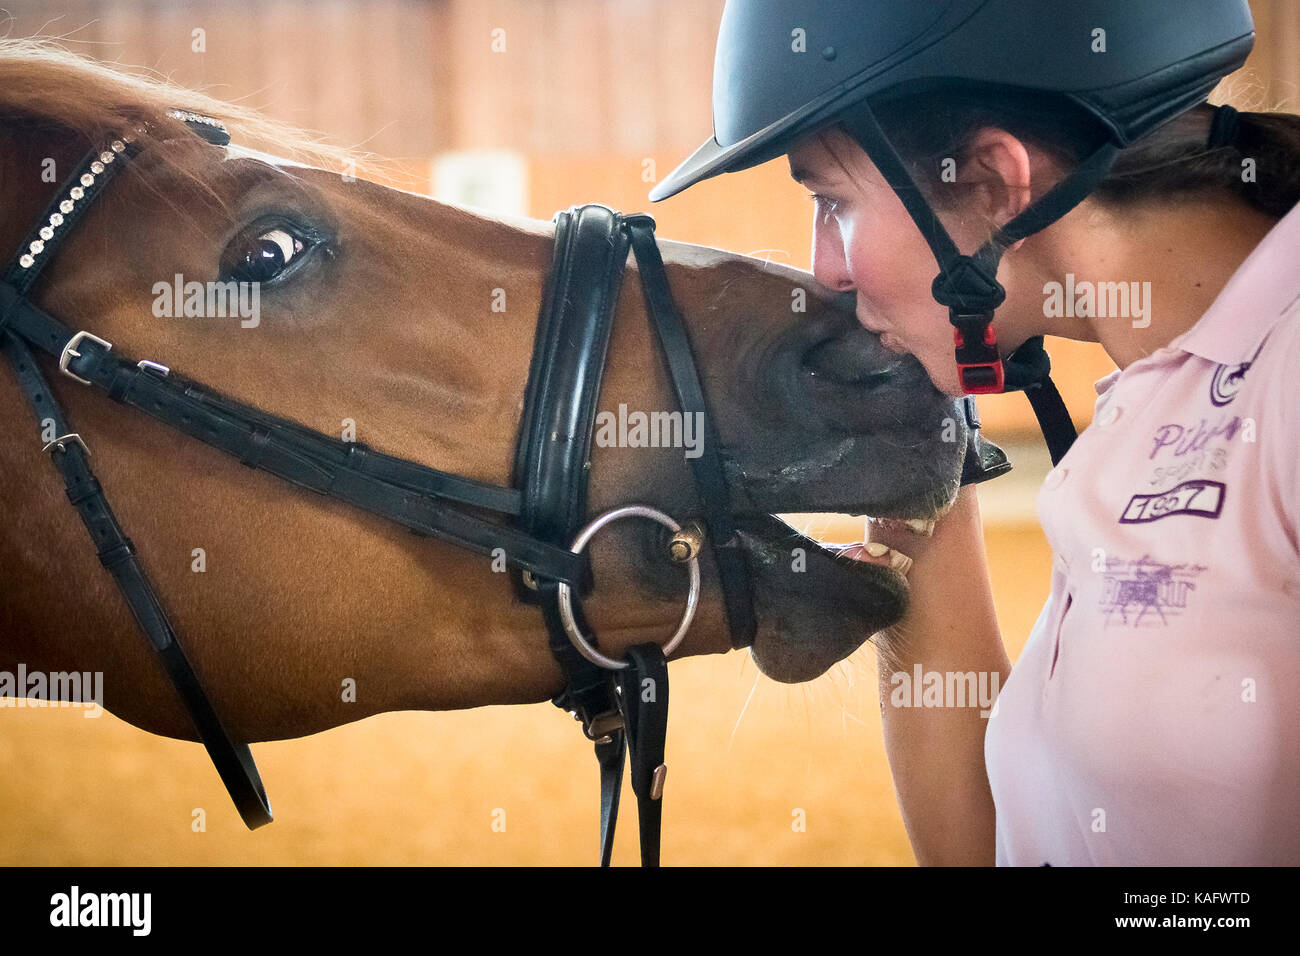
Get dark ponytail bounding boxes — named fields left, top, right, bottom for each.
left=863, top=86, right=1300, bottom=220
left=1099, top=104, right=1300, bottom=219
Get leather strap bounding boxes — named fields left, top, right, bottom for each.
left=510, top=207, right=632, bottom=864
left=615, top=643, right=669, bottom=868
left=512, top=206, right=628, bottom=738
left=513, top=207, right=756, bottom=865
left=596, top=731, right=626, bottom=866
left=0, top=284, right=587, bottom=586
left=626, top=216, right=757, bottom=648
left=514, top=205, right=630, bottom=542
left=0, top=333, right=273, bottom=828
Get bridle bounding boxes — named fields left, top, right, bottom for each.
left=0, top=111, right=757, bottom=866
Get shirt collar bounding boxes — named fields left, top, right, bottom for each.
left=1094, top=369, right=1121, bottom=397
left=1171, top=200, right=1300, bottom=366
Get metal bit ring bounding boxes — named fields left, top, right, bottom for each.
left=556, top=504, right=700, bottom=671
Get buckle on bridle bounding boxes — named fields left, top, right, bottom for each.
left=951, top=312, right=1005, bottom=395
left=582, top=709, right=624, bottom=743
left=42, top=433, right=90, bottom=457
left=59, top=330, right=113, bottom=385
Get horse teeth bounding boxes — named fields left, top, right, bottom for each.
left=849, top=541, right=912, bottom=575
left=905, top=519, right=936, bottom=536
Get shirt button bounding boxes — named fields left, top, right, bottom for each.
left=1097, top=404, right=1123, bottom=427
left=1043, top=466, right=1069, bottom=489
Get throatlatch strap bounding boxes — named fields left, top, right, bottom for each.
left=0, top=334, right=273, bottom=829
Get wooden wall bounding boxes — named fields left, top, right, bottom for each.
left=3, top=0, right=1297, bottom=438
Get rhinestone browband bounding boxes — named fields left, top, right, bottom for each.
left=14, top=110, right=230, bottom=275
left=17, top=134, right=134, bottom=272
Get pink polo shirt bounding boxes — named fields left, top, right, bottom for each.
left=984, top=200, right=1300, bottom=866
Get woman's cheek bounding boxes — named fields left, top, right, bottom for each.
left=841, top=211, right=965, bottom=395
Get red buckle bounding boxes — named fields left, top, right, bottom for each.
left=952, top=324, right=999, bottom=348
left=953, top=319, right=1005, bottom=393
left=958, top=361, right=1006, bottom=394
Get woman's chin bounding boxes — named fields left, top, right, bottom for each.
left=919, top=360, right=965, bottom=396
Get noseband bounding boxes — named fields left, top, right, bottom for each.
left=0, top=113, right=756, bottom=866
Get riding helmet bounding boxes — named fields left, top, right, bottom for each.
left=650, top=0, right=1255, bottom=419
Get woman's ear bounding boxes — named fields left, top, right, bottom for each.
left=958, top=128, right=1034, bottom=243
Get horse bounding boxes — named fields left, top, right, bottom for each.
left=0, top=43, right=966, bottom=839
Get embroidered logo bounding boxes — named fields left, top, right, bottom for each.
left=1209, top=340, right=1264, bottom=407
left=1099, top=555, right=1207, bottom=627
left=1210, top=363, right=1248, bottom=406
left=1120, top=479, right=1226, bottom=523
left=1149, top=416, right=1241, bottom=460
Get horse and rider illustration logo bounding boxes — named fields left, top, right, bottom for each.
left=1098, top=555, right=1208, bottom=627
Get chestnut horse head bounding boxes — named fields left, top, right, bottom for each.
left=0, top=46, right=968, bottom=760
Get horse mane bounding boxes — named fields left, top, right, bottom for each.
left=0, top=37, right=373, bottom=194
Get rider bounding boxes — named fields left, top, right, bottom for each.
left=651, top=0, right=1300, bottom=865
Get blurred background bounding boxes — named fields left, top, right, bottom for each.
left=1, top=0, right=1296, bottom=865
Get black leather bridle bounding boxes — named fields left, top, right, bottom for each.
left=0, top=111, right=757, bottom=866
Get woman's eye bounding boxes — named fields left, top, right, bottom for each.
left=222, top=227, right=312, bottom=283
left=809, top=193, right=841, bottom=221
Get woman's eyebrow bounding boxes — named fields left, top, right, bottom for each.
left=789, top=162, right=825, bottom=186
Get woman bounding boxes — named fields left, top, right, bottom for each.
left=653, top=0, right=1300, bottom=865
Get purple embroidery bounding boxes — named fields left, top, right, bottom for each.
left=1210, top=362, right=1249, bottom=406
left=1120, top=479, right=1226, bottom=523
left=1099, top=555, right=1207, bottom=627
left=1209, top=341, right=1263, bottom=407
left=1149, top=416, right=1241, bottom=460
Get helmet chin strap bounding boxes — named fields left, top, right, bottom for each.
left=840, top=104, right=1121, bottom=466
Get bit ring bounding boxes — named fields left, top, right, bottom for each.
left=556, top=505, right=699, bottom=671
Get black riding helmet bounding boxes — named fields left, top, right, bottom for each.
left=650, top=0, right=1255, bottom=463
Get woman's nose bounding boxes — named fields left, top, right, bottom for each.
left=811, top=218, right=855, bottom=293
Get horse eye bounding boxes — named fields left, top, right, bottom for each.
left=221, top=227, right=311, bottom=283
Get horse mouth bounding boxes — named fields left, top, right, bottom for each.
left=733, top=509, right=940, bottom=684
